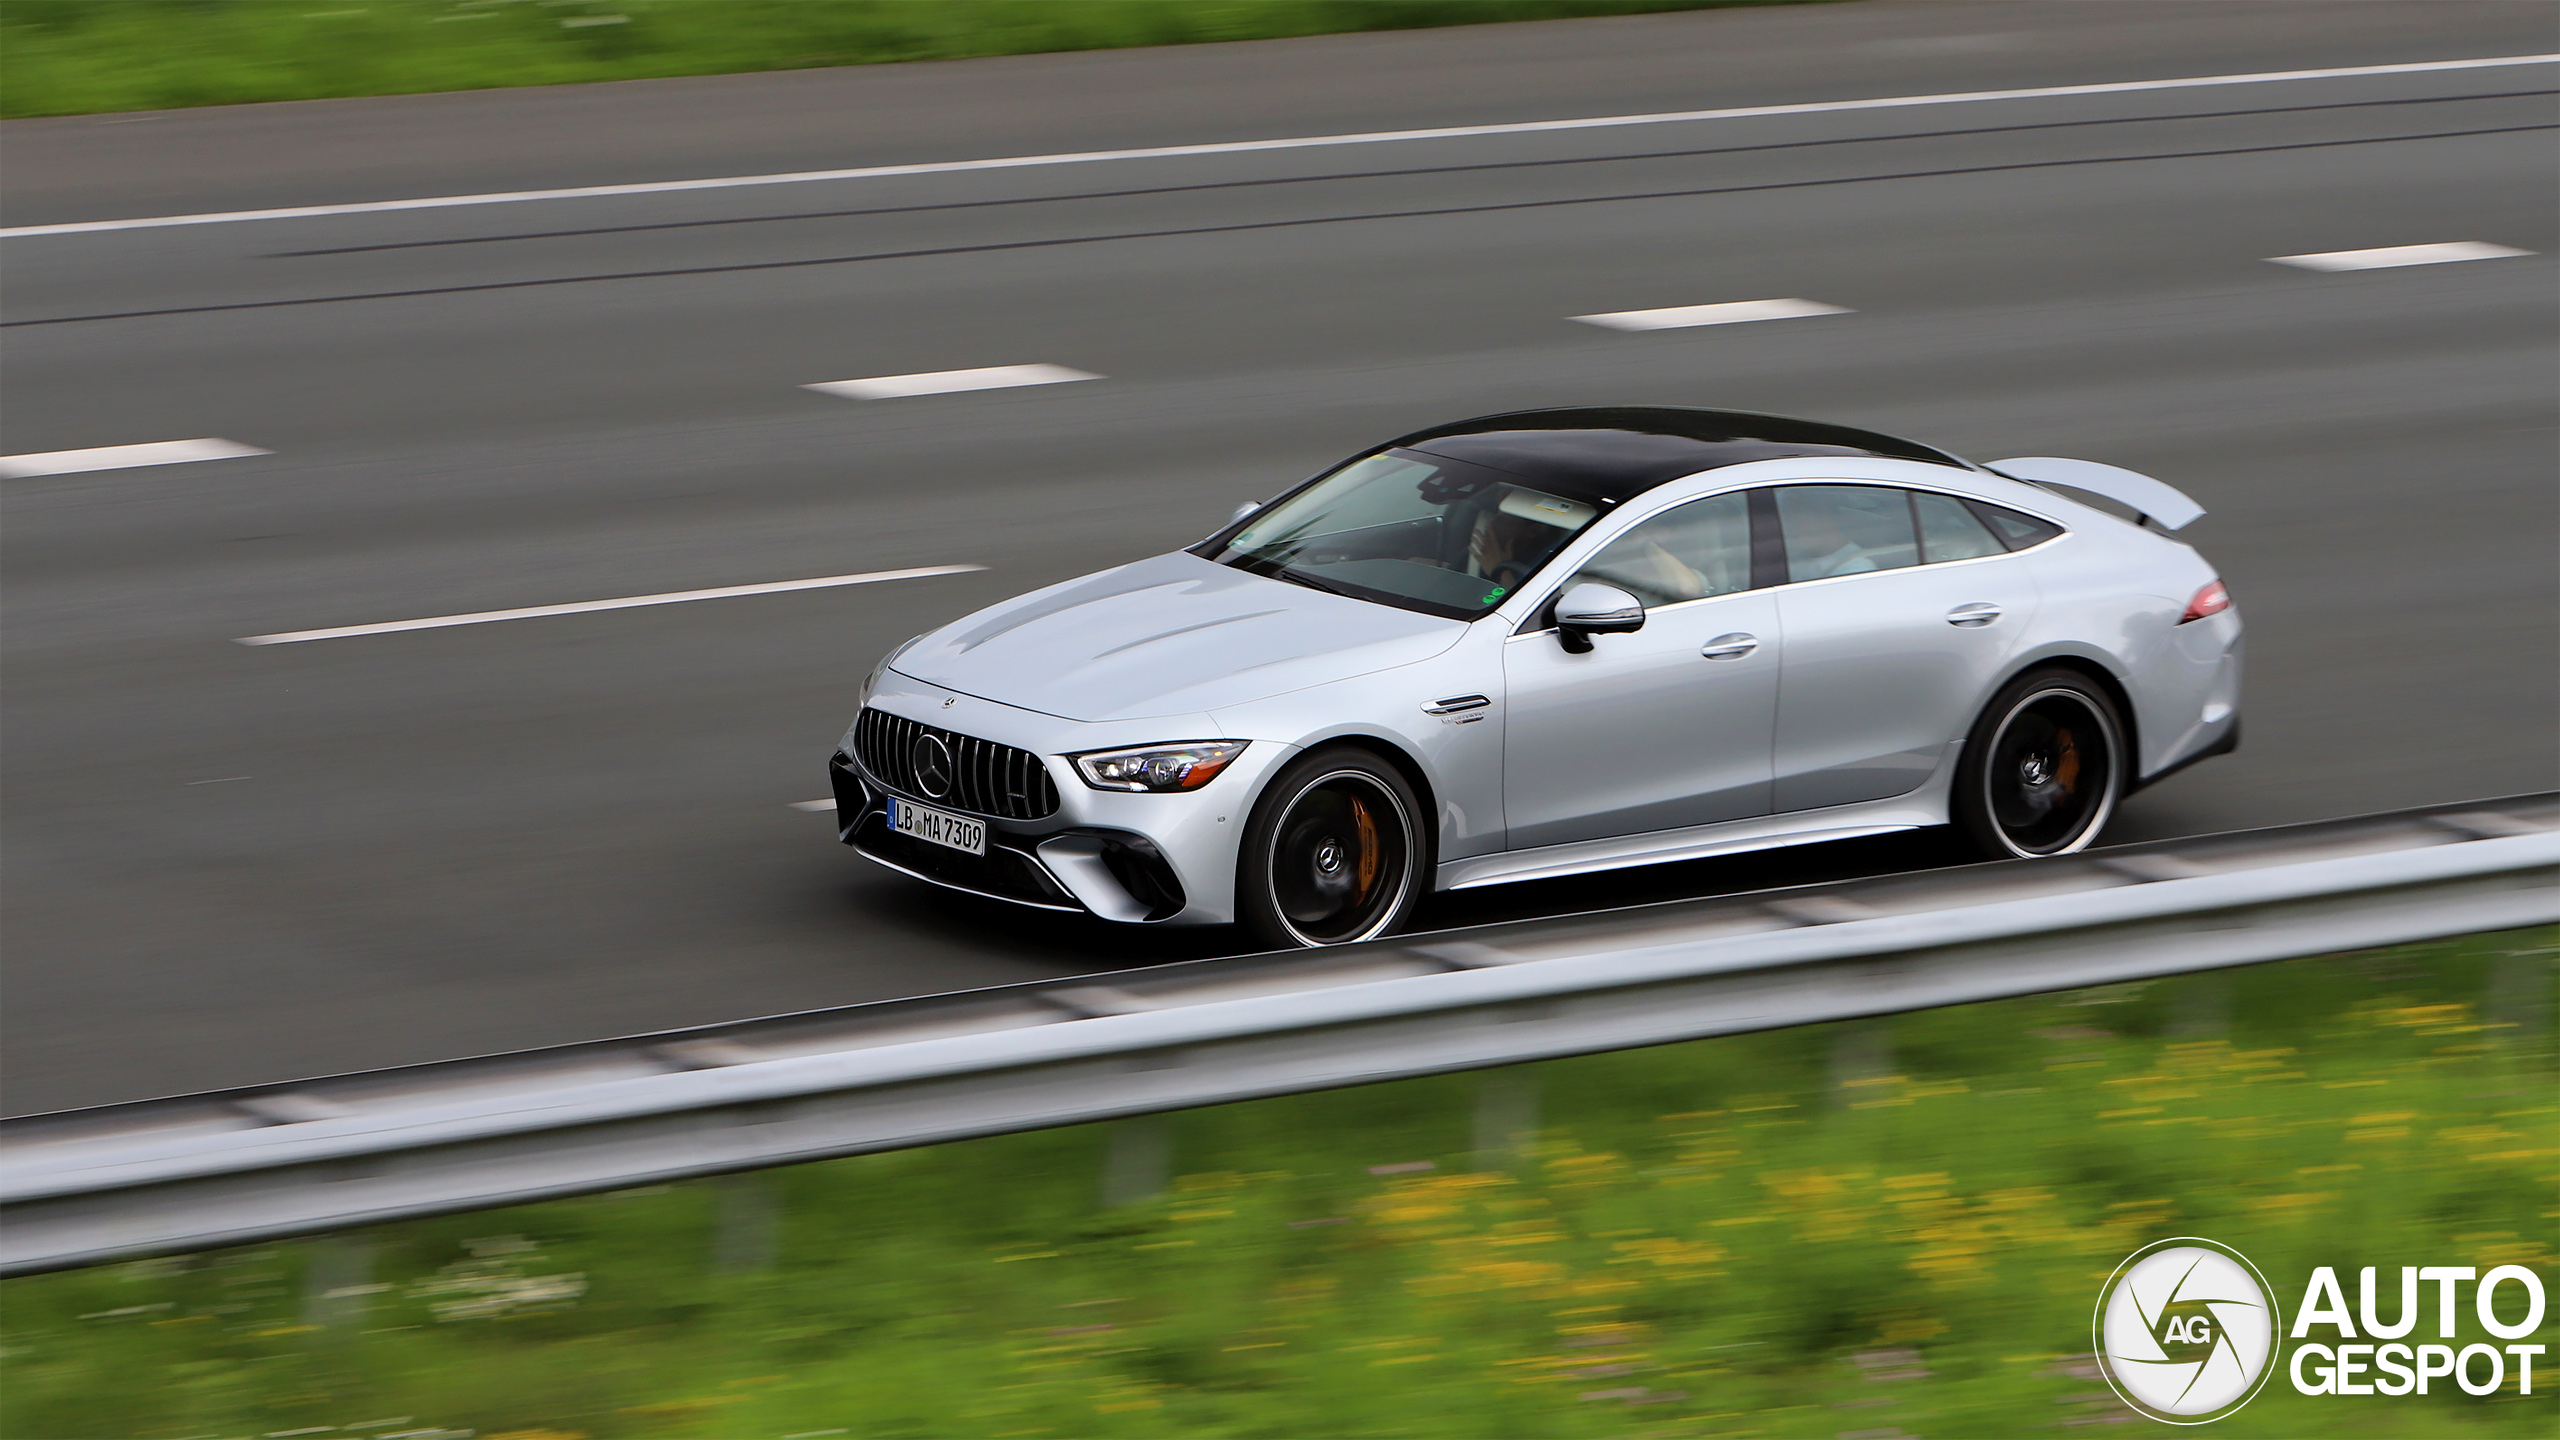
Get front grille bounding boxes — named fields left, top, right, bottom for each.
left=853, top=708, right=1060, bottom=820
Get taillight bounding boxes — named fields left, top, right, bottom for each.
left=2180, top=579, right=2230, bottom=624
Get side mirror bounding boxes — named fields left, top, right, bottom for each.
left=1231, top=500, right=1261, bottom=523
left=1554, top=582, right=1644, bottom=654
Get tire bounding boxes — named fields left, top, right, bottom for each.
left=1952, top=668, right=2126, bottom=859
left=1239, top=746, right=1427, bottom=948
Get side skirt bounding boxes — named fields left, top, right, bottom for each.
left=1438, top=794, right=1946, bottom=892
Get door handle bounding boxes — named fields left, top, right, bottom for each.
left=1946, top=603, right=2002, bottom=627
left=1699, top=633, right=1759, bottom=660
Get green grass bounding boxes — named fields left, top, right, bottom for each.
left=0, top=0, right=1811, bottom=119
left=3, top=929, right=2553, bottom=1438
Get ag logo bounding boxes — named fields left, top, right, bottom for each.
left=2095, top=1238, right=2282, bottom=1424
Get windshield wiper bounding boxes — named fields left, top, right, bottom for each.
left=1269, top=568, right=1354, bottom=597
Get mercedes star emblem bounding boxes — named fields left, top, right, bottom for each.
left=911, top=734, right=955, bottom=799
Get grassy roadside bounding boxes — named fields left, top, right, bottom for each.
left=2, top=928, right=2553, bottom=1438
left=0, top=1, right=1812, bottom=119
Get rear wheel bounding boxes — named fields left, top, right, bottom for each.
left=1953, top=669, right=2125, bottom=859
left=1239, top=748, right=1425, bottom=948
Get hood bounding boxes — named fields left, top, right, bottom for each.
left=892, top=551, right=1466, bottom=722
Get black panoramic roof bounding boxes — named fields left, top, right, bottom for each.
left=1388, top=406, right=1970, bottom=503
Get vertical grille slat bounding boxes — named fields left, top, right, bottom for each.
left=850, top=706, right=1059, bottom=820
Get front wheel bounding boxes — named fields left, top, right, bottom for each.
left=1239, top=748, right=1426, bottom=948
left=1952, top=668, right=2125, bottom=859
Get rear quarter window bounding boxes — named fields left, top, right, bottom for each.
left=1966, top=500, right=2065, bottom=551
left=1914, top=491, right=2006, bottom=563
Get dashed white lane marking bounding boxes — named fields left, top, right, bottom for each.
left=1573, top=298, right=1850, bottom=331
left=803, top=364, right=1101, bottom=400
left=790, top=799, right=840, bottom=812
left=7, top=53, right=2551, bottom=238
left=2267, top=240, right=2535, bottom=271
left=0, top=438, right=268, bottom=479
left=235, top=564, right=984, bottom=646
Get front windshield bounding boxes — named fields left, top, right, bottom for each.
left=1205, top=449, right=1604, bottom=620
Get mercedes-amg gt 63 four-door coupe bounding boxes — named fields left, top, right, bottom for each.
left=827, top=408, right=2241, bottom=948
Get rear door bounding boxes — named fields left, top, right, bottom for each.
left=1501, top=491, right=1780, bottom=848
left=1769, top=485, right=2042, bottom=811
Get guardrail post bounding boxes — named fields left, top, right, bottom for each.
left=710, top=1172, right=780, bottom=1274
left=1472, top=1068, right=1539, bottom=1169
left=300, top=1233, right=375, bottom=1330
left=2488, top=948, right=2551, bottom=1042
left=1828, top=1018, right=1892, bottom=1108
left=2171, top=972, right=2232, bottom=1037
left=1102, top=1115, right=1171, bottom=1206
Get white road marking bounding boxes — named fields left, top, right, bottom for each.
left=7, top=53, right=2551, bottom=238
left=790, top=799, right=840, bottom=812
left=186, top=776, right=253, bottom=785
left=0, top=438, right=268, bottom=479
left=1572, top=298, right=1850, bottom=331
left=235, top=564, right=985, bottom=646
left=803, top=364, right=1100, bottom=400
left=2267, top=240, right=2535, bottom=271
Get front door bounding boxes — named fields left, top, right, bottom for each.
left=1501, top=492, right=1780, bottom=850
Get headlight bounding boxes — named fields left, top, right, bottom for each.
left=1072, top=741, right=1248, bottom=793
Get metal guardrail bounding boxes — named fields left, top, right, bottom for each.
left=3, top=795, right=2552, bottom=1275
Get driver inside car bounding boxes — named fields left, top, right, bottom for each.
left=1463, top=505, right=1548, bottom=591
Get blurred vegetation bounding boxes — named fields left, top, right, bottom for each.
left=0, top=0, right=1814, bottom=118
left=2, top=928, right=2552, bottom=1437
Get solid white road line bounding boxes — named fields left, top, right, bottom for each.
left=2267, top=240, right=2536, bottom=271
left=7, top=54, right=2552, bottom=239
left=235, top=564, right=985, bottom=646
left=804, top=364, right=1100, bottom=400
left=1573, top=298, right=1850, bottom=331
left=790, top=799, right=840, bottom=812
left=0, top=438, right=268, bottom=479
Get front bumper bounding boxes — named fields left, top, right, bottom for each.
left=830, top=754, right=1086, bottom=912
left=829, top=684, right=1289, bottom=925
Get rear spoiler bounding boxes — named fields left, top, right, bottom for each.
left=1984, top=457, right=2205, bottom=531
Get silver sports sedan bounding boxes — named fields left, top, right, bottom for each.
left=828, top=408, right=2241, bottom=948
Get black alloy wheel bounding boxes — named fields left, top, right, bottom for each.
left=1953, top=669, right=2125, bottom=859
left=1240, top=748, right=1424, bottom=948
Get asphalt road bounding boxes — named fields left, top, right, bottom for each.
left=5, top=1, right=2555, bottom=1114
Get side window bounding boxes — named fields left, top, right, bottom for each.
left=1776, top=486, right=1919, bottom=582
left=1968, top=500, right=2064, bottom=551
left=1914, top=491, right=2006, bottom=563
left=1568, top=492, right=1752, bottom=610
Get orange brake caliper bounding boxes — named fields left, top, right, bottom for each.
left=1352, top=798, right=1380, bottom=904
left=2053, top=729, right=2081, bottom=794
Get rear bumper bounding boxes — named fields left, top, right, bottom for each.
left=2128, top=713, right=2240, bottom=795
left=2132, top=617, right=2243, bottom=791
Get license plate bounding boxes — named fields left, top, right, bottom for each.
left=888, top=796, right=985, bottom=856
